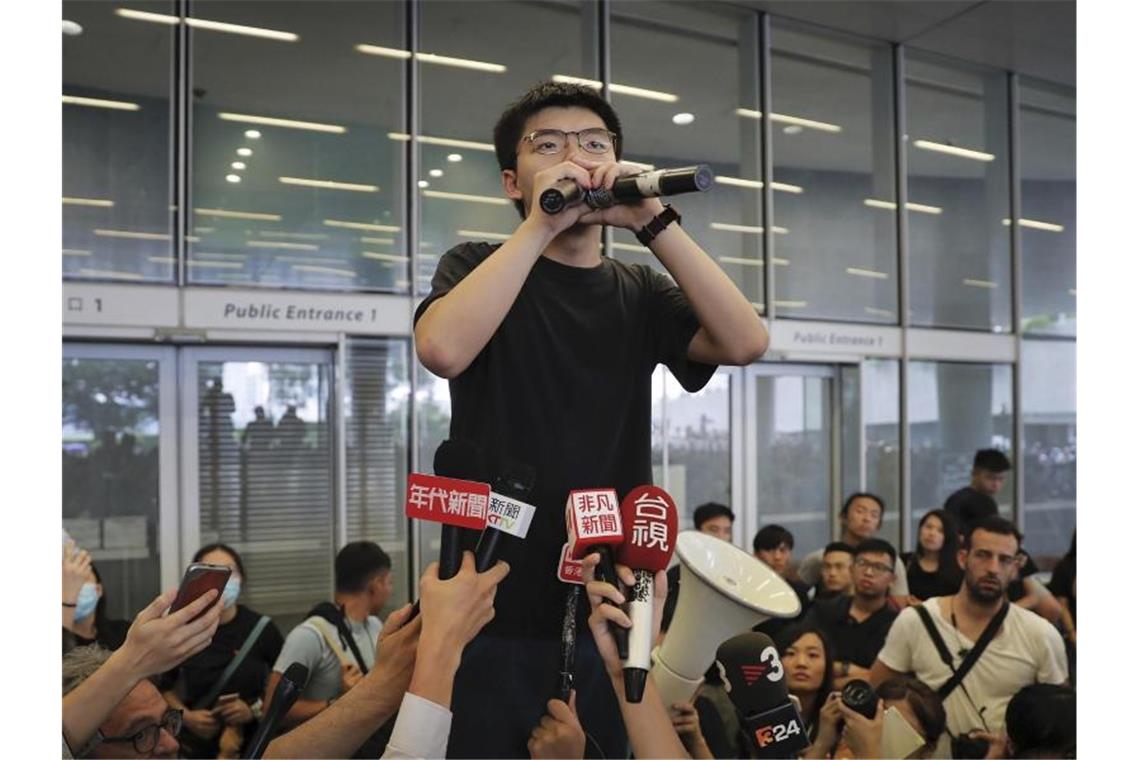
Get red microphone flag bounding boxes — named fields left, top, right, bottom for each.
left=616, top=485, right=678, bottom=571
left=405, top=472, right=490, bottom=531
left=565, top=488, right=623, bottom=559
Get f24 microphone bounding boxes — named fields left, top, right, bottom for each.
left=243, top=662, right=308, bottom=759
left=566, top=488, right=628, bottom=658
left=616, top=485, right=678, bottom=703
left=540, top=165, right=715, bottom=214
left=716, top=632, right=810, bottom=759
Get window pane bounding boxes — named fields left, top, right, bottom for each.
left=908, top=361, right=1013, bottom=540
left=345, top=340, right=411, bottom=609
left=418, top=0, right=596, bottom=295
left=610, top=2, right=765, bottom=311
left=415, top=363, right=451, bottom=577
left=197, top=360, right=332, bottom=629
left=906, top=54, right=1011, bottom=331
left=842, top=361, right=902, bottom=547
left=63, top=356, right=162, bottom=619
left=1020, top=82, right=1075, bottom=336
left=665, top=371, right=731, bottom=530
left=1022, top=341, right=1075, bottom=558
left=189, top=1, right=406, bottom=291
left=771, top=24, right=897, bottom=323
left=63, top=0, right=173, bottom=283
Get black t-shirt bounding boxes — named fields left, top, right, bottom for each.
left=943, top=486, right=999, bottom=527
left=1048, top=555, right=1076, bottom=622
left=804, top=595, right=897, bottom=669
left=415, top=243, right=716, bottom=637
left=167, top=605, right=284, bottom=705
left=901, top=553, right=963, bottom=601
left=62, top=617, right=129, bottom=656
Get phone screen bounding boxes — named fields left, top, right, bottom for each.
left=170, top=563, right=231, bottom=619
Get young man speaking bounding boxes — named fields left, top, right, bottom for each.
left=414, top=82, right=767, bottom=756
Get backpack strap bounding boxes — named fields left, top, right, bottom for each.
left=306, top=602, right=370, bottom=674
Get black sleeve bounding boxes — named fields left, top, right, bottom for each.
left=1047, top=558, right=1074, bottom=600
left=647, top=269, right=717, bottom=392
left=412, top=243, right=496, bottom=326
left=258, top=619, right=286, bottom=666
left=694, top=695, right=736, bottom=759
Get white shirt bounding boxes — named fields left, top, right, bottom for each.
left=382, top=692, right=453, bottom=759
left=798, top=548, right=909, bottom=596
left=877, top=597, right=1068, bottom=736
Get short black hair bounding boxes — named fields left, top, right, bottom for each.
left=823, top=541, right=856, bottom=557
left=193, top=542, right=247, bottom=579
left=1005, top=683, right=1076, bottom=757
left=493, top=81, right=624, bottom=218
left=753, top=524, right=795, bottom=553
left=335, top=541, right=392, bottom=593
left=840, top=492, right=885, bottom=520
left=853, top=538, right=897, bottom=568
left=962, top=515, right=1022, bottom=552
left=693, top=502, right=734, bottom=530
left=973, top=448, right=1012, bottom=473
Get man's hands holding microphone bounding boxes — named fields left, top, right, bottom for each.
left=523, top=158, right=665, bottom=239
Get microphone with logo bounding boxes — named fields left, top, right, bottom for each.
left=616, top=485, right=678, bottom=703
left=474, top=458, right=537, bottom=572
left=243, top=662, right=308, bottom=759
left=432, top=440, right=491, bottom=579
left=566, top=488, right=628, bottom=659
left=715, top=632, right=810, bottom=759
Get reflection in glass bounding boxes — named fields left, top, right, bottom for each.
left=1021, top=341, right=1075, bottom=558
left=415, top=362, right=452, bottom=577
left=843, top=361, right=902, bottom=547
left=189, top=1, right=405, bottom=290
left=63, top=1, right=173, bottom=283
left=665, top=371, right=731, bottom=530
left=771, top=23, right=898, bottom=323
left=907, top=361, right=1013, bottom=540
left=1019, top=81, right=1075, bottom=336
left=907, top=53, right=1011, bottom=331
left=63, top=357, right=161, bottom=619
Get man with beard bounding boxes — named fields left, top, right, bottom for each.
left=870, top=516, right=1067, bottom=738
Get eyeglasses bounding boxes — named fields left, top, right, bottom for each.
left=100, top=708, right=182, bottom=755
left=854, top=558, right=893, bottom=576
left=521, top=128, right=618, bottom=157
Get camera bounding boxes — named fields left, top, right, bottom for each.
left=840, top=679, right=878, bottom=719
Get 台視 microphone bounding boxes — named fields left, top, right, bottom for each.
left=566, top=488, right=628, bottom=658
left=474, top=458, right=537, bottom=572
left=540, top=165, right=715, bottom=214
left=243, top=662, right=308, bottom=759
left=616, top=485, right=678, bottom=703
left=716, top=632, right=810, bottom=759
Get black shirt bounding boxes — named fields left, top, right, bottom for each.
left=1048, top=555, right=1076, bottom=623
left=943, top=486, right=998, bottom=527
left=803, top=595, right=897, bottom=669
left=901, top=553, right=963, bottom=601
left=167, top=605, right=284, bottom=705
left=415, top=243, right=715, bottom=637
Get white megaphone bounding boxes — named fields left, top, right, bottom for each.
left=651, top=530, right=802, bottom=709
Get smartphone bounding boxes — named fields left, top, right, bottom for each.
left=881, top=705, right=927, bottom=759
left=169, top=563, right=231, bottom=619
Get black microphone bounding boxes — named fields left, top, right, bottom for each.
left=242, top=662, right=308, bottom=759
left=474, top=458, right=536, bottom=572
left=716, top=632, right=810, bottom=759
left=433, top=439, right=490, bottom=580
left=540, top=165, right=715, bottom=214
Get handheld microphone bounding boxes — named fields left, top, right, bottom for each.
left=616, top=485, right=678, bottom=703
left=474, top=459, right=537, bottom=572
left=566, top=488, right=628, bottom=658
left=433, top=440, right=490, bottom=579
left=540, top=165, right=715, bottom=214
left=716, top=632, right=810, bottom=759
left=242, top=662, right=308, bottom=759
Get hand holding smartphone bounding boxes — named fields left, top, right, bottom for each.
left=170, top=563, right=231, bottom=621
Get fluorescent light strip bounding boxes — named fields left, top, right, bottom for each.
left=63, top=197, right=114, bottom=208
left=457, top=229, right=512, bottom=241
left=718, top=256, right=763, bottom=267
left=552, top=75, right=678, bottom=103
left=259, top=231, right=328, bottom=240
left=195, top=252, right=247, bottom=260
left=63, top=95, right=139, bottom=111
left=194, top=227, right=216, bottom=233
left=219, top=112, right=345, bottom=134
left=94, top=229, right=170, bottom=240
left=962, top=278, right=998, bottom=289
left=865, top=307, right=894, bottom=318
left=361, top=236, right=395, bottom=245
left=354, top=44, right=506, bottom=73
left=846, top=267, right=889, bottom=280
left=863, top=198, right=943, bottom=215
left=185, top=236, right=201, bottom=243
left=63, top=249, right=92, bottom=257
left=292, top=264, right=357, bottom=278
left=78, top=269, right=144, bottom=280
left=774, top=300, right=808, bottom=308
left=195, top=208, right=282, bottom=221
left=273, top=256, right=344, bottom=265
left=279, top=176, right=379, bottom=193
left=247, top=240, right=319, bottom=251
left=115, top=8, right=298, bottom=42
left=709, top=222, right=789, bottom=235
left=148, top=256, right=244, bottom=270
left=214, top=273, right=253, bottom=281
left=622, top=160, right=656, bottom=172
left=733, top=108, right=842, bottom=133
left=914, top=139, right=994, bottom=162
left=362, top=251, right=410, bottom=263
left=324, top=219, right=401, bottom=233
left=715, top=176, right=804, bottom=194
left=1001, top=217, right=1065, bottom=233
left=387, top=133, right=495, bottom=152
left=422, top=190, right=511, bottom=206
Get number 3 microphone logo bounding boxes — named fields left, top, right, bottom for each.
left=760, top=645, right=784, bottom=682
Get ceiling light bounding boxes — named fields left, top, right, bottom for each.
left=457, top=229, right=512, bottom=241
left=226, top=174, right=241, bottom=183
left=845, top=267, right=889, bottom=279
left=734, top=108, right=842, bottom=133
left=864, top=198, right=943, bottom=215
left=93, top=229, right=170, bottom=240
left=258, top=231, right=328, bottom=240
left=715, top=177, right=804, bottom=194
left=195, top=252, right=248, bottom=260
left=194, top=208, right=281, bottom=221
left=115, top=9, right=299, bottom=42
left=774, top=300, right=808, bottom=309
left=231, top=162, right=246, bottom=170
left=324, top=219, right=400, bottom=233
left=63, top=95, right=139, bottom=111
left=387, top=133, right=495, bottom=151
left=279, top=176, right=379, bottom=192
left=429, top=169, right=443, bottom=178
left=244, top=130, right=261, bottom=139
left=360, top=236, right=394, bottom=245
left=362, top=251, right=410, bottom=263
left=782, top=125, right=803, bottom=135
left=220, top=112, right=346, bottom=134
left=718, top=256, right=763, bottom=267
left=63, top=249, right=92, bottom=257
left=1001, top=217, right=1064, bottom=233
left=709, top=222, right=789, bottom=235
left=447, top=153, right=463, bottom=163
left=236, top=148, right=252, bottom=157
left=962, top=278, right=998, bottom=289
left=672, top=113, right=695, bottom=126
left=63, top=20, right=83, bottom=35
left=418, top=180, right=430, bottom=189
left=247, top=240, right=319, bottom=251
left=292, top=264, right=357, bottom=277
left=355, top=44, right=507, bottom=73
left=552, top=75, right=678, bottom=103
left=79, top=269, right=145, bottom=280
left=421, top=190, right=510, bottom=205
left=190, top=260, right=245, bottom=269
left=63, top=197, right=114, bottom=207
left=914, top=139, right=995, bottom=162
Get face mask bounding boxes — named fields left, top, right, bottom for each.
left=74, top=583, right=99, bottom=622
left=221, top=577, right=242, bottom=609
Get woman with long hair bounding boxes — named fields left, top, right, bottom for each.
left=904, top=509, right=963, bottom=602
left=776, top=623, right=835, bottom=742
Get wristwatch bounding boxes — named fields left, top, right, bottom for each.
left=634, top=204, right=681, bottom=247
